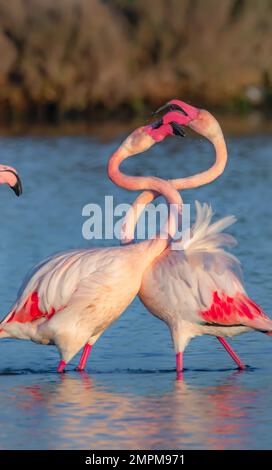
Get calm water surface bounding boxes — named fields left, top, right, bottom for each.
left=0, top=132, right=271, bottom=449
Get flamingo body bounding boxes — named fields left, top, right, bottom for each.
left=0, top=243, right=154, bottom=364
left=120, top=100, right=268, bottom=373
left=139, top=203, right=271, bottom=359
left=0, top=122, right=183, bottom=371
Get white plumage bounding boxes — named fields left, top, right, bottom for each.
left=139, top=202, right=271, bottom=357
left=0, top=240, right=162, bottom=365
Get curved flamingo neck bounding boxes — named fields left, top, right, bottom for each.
left=120, top=129, right=227, bottom=244
left=172, top=131, right=228, bottom=189
left=108, top=142, right=182, bottom=241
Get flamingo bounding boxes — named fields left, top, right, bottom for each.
left=0, top=120, right=185, bottom=373
left=0, top=165, right=22, bottom=197
left=121, top=99, right=272, bottom=378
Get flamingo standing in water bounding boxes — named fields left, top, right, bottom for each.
left=0, top=165, right=22, bottom=197
left=0, top=119, right=185, bottom=373
left=121, top=100, right=272, bottom=377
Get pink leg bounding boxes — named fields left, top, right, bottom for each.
left=176, top=352, right=183, bottom=380
left=57, top=360, right=66, bottom=373
left=76, top=344, right=92, bottom=371
left=217, top=336, right=246, bottom=370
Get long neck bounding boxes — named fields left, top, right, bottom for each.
left=121, top=130, right=227, bottom=244
left=171, top=130, right=227, bottom=189
left=108, top=144, right=182, bottom=247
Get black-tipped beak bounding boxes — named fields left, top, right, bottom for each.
left=12, top=174, right=23, bottom=197
left=153, top=102, right=188, bottom=116
left=0, top=169, right=23, bottom=196
left=6, top=170, right=22, bottom=196
left=170, top=121, right=186, bottom=137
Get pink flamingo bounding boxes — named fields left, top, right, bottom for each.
left=0, top=165, right=22, bottom=196
left=121, top=100, right=272, bottom=377
left=0, top=121, right=184, bottom=373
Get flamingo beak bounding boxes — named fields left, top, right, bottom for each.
left=151, top=118, right=186, bottom=136
left=0, top=169, right=23, bottom=196
left=12, top=174, right=23, bottom=196
left=153, top=102, right=189, bottom=116
left=170, top=121, right=186, bottom=137
left=154, top=99, right=200, bottom=124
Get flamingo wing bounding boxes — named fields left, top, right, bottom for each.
left=1, top=248, right=112, bottom=328
left=199, top=290, right=272, bottom=331
left=184, top=202, right=272, bottom=331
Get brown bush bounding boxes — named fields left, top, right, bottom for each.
left=0, top=0, right=271, bottom=120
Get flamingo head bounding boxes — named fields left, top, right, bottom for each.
left=0, top=165, right=22, bottom=196
left=151, top=99, right=222, bottom=141
left=144, top=99, right=199, bottom=143
left=120, top=99, right=219, bottom=156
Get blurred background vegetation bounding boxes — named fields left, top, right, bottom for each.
left=0, top=0, right=271, bottom=124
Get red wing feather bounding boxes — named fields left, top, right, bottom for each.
left=200, top=291, right=270, bottom=329
left=4, top=292, right=55, bottom=326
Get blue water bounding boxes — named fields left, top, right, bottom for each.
left=0, top=131, right=271, bottom=449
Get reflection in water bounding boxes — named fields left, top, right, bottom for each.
left=8, top=370, right=256, bottom=450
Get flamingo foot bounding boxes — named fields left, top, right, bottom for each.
left=217, top=337, right=246, bottom=370
left=176, top=352, right=183, bottom=380
left=76, top=344, right=92, bottom=371
left=57, top=360, right=66, bottom=373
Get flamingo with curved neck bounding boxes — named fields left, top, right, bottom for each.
left=0, top=121, right=183, bottom=373
left=122, top=99, right=271, bottom=377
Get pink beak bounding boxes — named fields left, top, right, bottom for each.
left=0, top=165, right=23, bottom=196
left=155, top=99, right=200, bottom=122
